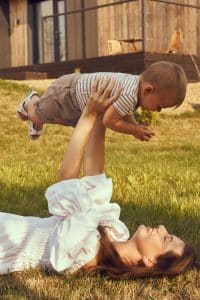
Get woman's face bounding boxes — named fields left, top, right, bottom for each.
left=131, top=225, right=185, bottom=261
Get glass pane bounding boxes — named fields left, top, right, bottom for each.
left=43, top=17, right=54, bottom=63
left=58, top=0, right=66, bottom=61
left=36, top=0, right=53, bottom=63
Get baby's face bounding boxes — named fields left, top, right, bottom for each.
left=140, top=89, right=177, bottom=112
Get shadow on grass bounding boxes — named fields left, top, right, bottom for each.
left=0, top=271, right=59, bottom=300
left=0, top=181, right=50, bottom=217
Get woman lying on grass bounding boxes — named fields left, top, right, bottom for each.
left=0, top=80, right=194, bottom=279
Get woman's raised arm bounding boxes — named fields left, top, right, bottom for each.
left=58, top=79, right=121, bottom=181
left=83, top=115, right=105, bottom=176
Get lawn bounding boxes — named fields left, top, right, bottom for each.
left=0, top=80, right=200, bottom=299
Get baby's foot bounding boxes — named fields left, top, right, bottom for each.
left=29, top=121, right=43, bottom=140
left=17, top=90, right=39, bottom=121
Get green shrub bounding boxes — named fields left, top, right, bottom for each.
left=134, top=109, right=157, bottom=125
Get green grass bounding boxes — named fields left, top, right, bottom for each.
left=0, top=80, right=200, bottom=299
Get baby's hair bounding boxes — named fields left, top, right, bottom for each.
left=140, top=61, right=187, bottom=107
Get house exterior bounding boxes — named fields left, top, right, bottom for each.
left=0, top=0, right=200, bottom=80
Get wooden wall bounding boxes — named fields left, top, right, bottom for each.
left=66, top=0, right=83, bottom=60
left=145, top=0, right=200, bottom=57
left=0, top=1, right=10, bottom=68
left=1, top=0, right=200, bottom=68
left=95, top=0, right=200, bottom=57
left=84, top=1, right=98, bottom=58
left=96, top=0, right=142, bottom=56
left=66, top=0, right=98, bottom=60
left=65, top=0, right=142, bottom=59
left=9, top=0, right=28, bottom=67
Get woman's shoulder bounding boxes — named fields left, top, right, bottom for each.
left=80, top=173, right=111, bottom=186
left=46, top=173, right=111, bottom=191
left=45, top=174, right=112, bottom=208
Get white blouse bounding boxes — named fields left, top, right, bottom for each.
left=0, top=174, right=129, bottom=274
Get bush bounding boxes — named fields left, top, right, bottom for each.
left=134, top=109, right=156, bottom=125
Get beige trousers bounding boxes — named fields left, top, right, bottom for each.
left=34, top=73, right=81, bottom=127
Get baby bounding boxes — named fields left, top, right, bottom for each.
left=17, top=61, right=187, bottom=141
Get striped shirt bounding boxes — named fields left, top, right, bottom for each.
left=75, top=72, right=139, bottom=116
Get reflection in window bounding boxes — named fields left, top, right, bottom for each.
left=58, top=0, right=66, bottom=61
left=36, top=0, right=53, bottom=63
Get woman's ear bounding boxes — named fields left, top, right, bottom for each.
left=142, top=256, right=156, bottom=268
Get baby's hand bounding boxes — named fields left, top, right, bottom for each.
left=132, top=124, right=154, bottom=141
left=85, top=78, right=122, bottom=116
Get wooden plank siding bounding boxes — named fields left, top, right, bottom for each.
left=66, top=0, right=83, bottom=60
left=97, top=0, right=142, bottom=56
left=0, top=0, right=199, bottom=71
left=84, top=1, right=98, bottom=58
left=146, top=0, right=200, bottom=57
left=0, top=1, right=10, bottom=68
left=198, top=2, right=200, bottom=57
left=9, top=0, right=28, bottom=66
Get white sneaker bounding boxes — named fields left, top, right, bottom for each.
left=29, top=121, right=43, bottom=140
left=17, top=90, right=39, bottom=121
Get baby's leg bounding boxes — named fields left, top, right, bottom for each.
left=34, top=74, right=81, bottom=127
left=17, top=91, right=44, bottom=139
left=17, top=74, right=81, bottom=139
left=25, top=95, right=43, bottom=130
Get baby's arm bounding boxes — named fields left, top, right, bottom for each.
left=123, top=113, right=137, bottom=125
left=103, top=105, right=153, bottom=141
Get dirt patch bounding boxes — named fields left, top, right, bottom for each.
left=12, top=79, right=54, bottom=91
left=166, top=82, right=200, bottom=114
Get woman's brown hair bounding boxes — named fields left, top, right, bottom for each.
left=83, top=226, right=195, bottom=280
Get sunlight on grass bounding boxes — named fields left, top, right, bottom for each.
left=0, top=80, right=200, bottom=299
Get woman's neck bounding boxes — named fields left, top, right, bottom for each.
left=112, top=240, right=142, bottom=265
left=82, top=238, right=142, bottom=272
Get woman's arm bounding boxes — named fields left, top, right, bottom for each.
left=83, top=115, right=106, bottom=176
left=83, top=111, right=141, bottom=177
left=58, top=112, right=96, bottom=181
left=58, top=79, right=121, bottom=181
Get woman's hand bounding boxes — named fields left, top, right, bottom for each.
left=84, top=78, right=122, bottom=117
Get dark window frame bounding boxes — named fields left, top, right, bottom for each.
left=42, top=0, right=137, bottom=60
